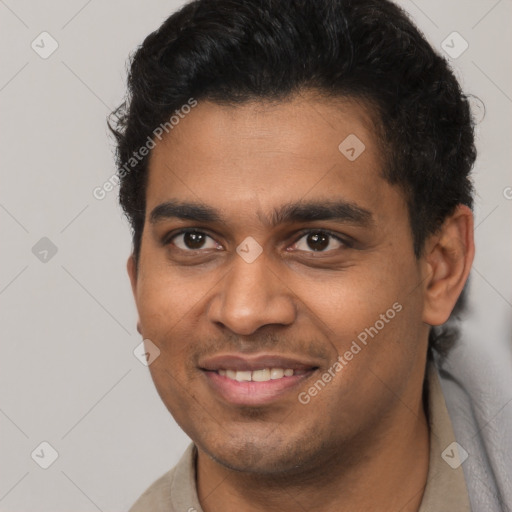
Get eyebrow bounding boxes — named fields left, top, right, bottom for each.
left=149, top=199, right=373, bottom=228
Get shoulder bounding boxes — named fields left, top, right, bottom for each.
left=128, top=466, right=177, bottom=512
left=128, top=443, right=199, bottom=512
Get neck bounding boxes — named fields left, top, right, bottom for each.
left=196, top=388, right=430, bottom=512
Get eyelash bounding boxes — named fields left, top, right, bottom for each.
left=163, top=228, right=352, bottom=253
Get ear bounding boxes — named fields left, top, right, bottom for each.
left=127, top=254, right=142, bottom=335
left=127, top=253, right=137, bottom=297
left=422, top=204, right=475, bottom=326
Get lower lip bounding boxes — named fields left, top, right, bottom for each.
left=201, top=370, right=317, bottom=406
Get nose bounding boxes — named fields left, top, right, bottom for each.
left=207, top=250, right=297, bottom=336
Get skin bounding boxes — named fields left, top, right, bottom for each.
left=127, top=91, right=474, bottom=512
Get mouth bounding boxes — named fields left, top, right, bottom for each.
left=216, top=367, right=310, bottom=381
left=199, top=354, right=320, bottom=406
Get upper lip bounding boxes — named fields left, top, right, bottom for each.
left=199, top=353, right=320, bottom=372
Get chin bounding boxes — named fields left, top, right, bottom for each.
left=200, top=435, right=316, bottom=476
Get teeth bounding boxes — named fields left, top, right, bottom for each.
left=252, top=369, right=270, bottom=382
left=270, top=368, right=284, bottom=379
left=217, top=368, right=299, bottom=382
left=235, top=370, right=252, bottom=382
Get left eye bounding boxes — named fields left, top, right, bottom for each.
left=292, top=231, right=345, bottom=252
left=170, top=231, right=220, bottom=251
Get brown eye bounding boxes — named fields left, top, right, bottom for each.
left=293, top=231, right=345, bottom=252
left=170, top=231, right=219, bottom=251
left=185, top=232, right=207, bottom=249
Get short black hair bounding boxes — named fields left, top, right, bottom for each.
left=109, top=0, right=477, bottom=357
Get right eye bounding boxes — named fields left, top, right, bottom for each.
left=167, top=230, right=222, bottom=252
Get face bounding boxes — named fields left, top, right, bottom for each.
left=128, top=92, right=431, bottom=475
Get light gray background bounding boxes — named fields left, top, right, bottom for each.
left=0, top=0, right=511, bottom=510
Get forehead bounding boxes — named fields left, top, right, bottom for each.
left=145, top=93, right=402, bottom=228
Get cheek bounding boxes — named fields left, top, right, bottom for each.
left=135, top=264, right=207, bottom=338
left=298, top=262, right=412, bottom=332
left=294, top=250, right=423, bottom=368
left=135, top=269, right=204, bottom=425
left=293, top=266, right=424, bottom=422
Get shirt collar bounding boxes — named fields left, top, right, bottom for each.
left=418, top=361, right=470, bottom=511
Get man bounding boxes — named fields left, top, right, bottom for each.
left=109, top=0, right=507, bottom=510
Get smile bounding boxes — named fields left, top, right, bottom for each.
left=202, top=367, right=318, bottom=406
left=216, top=367, right=308, bottom=382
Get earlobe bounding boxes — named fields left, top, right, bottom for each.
left=422, top=205, right=475, bottom=326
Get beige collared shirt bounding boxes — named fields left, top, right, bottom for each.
left=129, top=363, right=470, bottom=512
